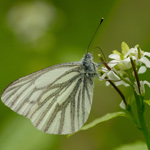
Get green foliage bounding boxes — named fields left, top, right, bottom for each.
left=144, top=100, right=150, bottom=106
left=114, top=141, right=147, bottom=150
left=68, top=112, right=126, bottom=137
left=81, top=112, right=126, bottom=130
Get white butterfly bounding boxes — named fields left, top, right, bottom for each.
left=1, top=53, right=101, bottom=134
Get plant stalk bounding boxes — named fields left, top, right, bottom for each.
left=134, top=92, right=150, bottom=149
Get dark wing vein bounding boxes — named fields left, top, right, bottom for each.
left=1, top=62, right=94, bottom=134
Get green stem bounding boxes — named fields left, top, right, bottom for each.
left=126, top=105, right=141, bottom=129
left=134, top=91, right=150, bottom=149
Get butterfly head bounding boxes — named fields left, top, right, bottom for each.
left=84, top=53, right=93, bottom=60
left=81, top=53, right=97, bottom=76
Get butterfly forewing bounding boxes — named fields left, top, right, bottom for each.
left=1, top=62, right=94, bottom=134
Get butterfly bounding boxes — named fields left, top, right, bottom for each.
left=1, top=53, right=102, bottom=134
left=1, top=18, right=105, bottom=135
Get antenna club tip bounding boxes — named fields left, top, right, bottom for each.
left=98, top=54, right=102, bottom=58
left=100, top=18, right=104, bottom=24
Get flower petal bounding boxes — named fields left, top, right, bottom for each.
left=143, top=80, right=150, bottom=87
left=124, top=47, right=137, bottom=58
left=134, top=81, right=150, bottom=95
left=109, top=53, right=120, bottom=60
left=107, top=71, right=120, bottom=80
left=100, top=72, right=107, bottom=79
left=140, top=81, right=150, bottom=94
left=119, top=101, right=126, bottom=109
left=138, top=66, right=147, bottom=74
left=106, top=81, right=110, bottom=86
left=143, top=52, right=150, bottom=57
left=115, top=80, right=129, bottom=87
left=108, top=60, right=119, bottom=68
left=139, top=57, right=150, bottom=68
left=117, top=58, right=131, bottom=70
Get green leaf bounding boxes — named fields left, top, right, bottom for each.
left=81, top=111, right=126, bottom=130
left=127, top=94, right=135, bottom=105
left=114, top=141, right=147, bottom=150
left=68, top=112, right=126, bottom=137
left=144, top=100, right=150, bottom=106
left=121, top=42, right=130, bottom=55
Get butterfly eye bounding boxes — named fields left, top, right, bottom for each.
left=85, top=53, right=92, bottom=59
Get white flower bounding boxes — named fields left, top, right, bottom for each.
left=100, top=42, right=150, bottom=108
left=134, top=80, right=150, bottom=95
left=101, top=42, right=150, bottom=87
left=108, top=56, right=131, bottom=70
left=138, top=66, right=147, bottom=74
left=125, top=46, right=150, bottom=68
left=119, top=101, right=126, bottom=109
left=109, top=45, right=150, bottom=71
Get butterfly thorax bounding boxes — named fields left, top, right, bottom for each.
left=81, top=53, right=97, bottom=77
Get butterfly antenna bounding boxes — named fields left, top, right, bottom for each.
left=92, top=46, right=106, bottom=61
left=86, top=18, right=104, bottom=54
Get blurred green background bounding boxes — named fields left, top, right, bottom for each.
left=1, top=0, right=150, bottom=150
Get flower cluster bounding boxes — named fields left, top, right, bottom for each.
left=101, top=42, right=150, bottom=96
left=99, top=42, right=150, bottom=147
